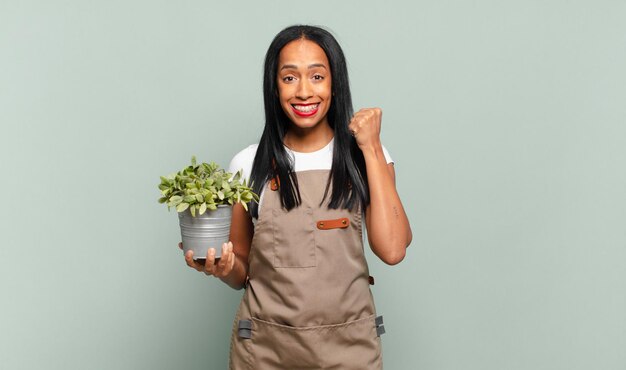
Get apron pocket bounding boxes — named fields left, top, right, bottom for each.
left=272, top=207, right=316, bottom=268
left=248, top=315, right=381, bottom=370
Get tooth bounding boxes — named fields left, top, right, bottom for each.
left=293, top=104, right=319, bottom=113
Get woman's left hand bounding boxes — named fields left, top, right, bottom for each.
left=349, top=107, right=412, bottom=264
left=348, top=108, right=382, bottom=150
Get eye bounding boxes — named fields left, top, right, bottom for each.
left=282, top=76, right=296, bottom=83
left=312, top=74, right=324, bottom=81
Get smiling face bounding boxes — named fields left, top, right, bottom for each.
left=277, top=39, right=332, bottom=133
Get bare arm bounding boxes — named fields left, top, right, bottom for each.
left=183, top=202, right=253, bottom=290
left=349, top=108, right=412, bottom=265
left=219, top=202, right=253, bottom=289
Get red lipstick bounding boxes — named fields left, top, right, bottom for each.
left=291, top=103, right=319, bottom=117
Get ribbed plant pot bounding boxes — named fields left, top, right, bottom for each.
left=178, top=205, right=232, bottom=260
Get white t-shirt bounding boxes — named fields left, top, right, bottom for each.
left=228, top=138, right=393, bottom=218
left=228, top=138, right=393, bottom=185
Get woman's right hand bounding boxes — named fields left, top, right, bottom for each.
left=179, top=242, right=236, bottom=278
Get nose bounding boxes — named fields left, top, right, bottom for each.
left=295, top=79, right=313, bottom=100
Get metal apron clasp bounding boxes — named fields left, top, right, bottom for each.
left=375, top=315, right=385, bottom=337
left=238, top=320, right=252, bottom=339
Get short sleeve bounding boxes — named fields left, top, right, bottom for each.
left=228, top=144, right=258, bottom=183
left=382, top=144, right=394, bottom=165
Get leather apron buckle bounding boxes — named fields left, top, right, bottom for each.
left=270, top=176, right=280, bottom=191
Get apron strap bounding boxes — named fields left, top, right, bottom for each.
left=238, top=320, right=252, bottom=339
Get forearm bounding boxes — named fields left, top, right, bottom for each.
left=219, top=255, right=248, bottom=290
left=215, top=202, right=253, bottom=289
left=362, top=143, right=412, bottom=265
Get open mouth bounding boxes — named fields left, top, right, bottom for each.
left=291, top=103, right=319, bottom=117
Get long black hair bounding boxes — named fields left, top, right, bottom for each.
left=249, top=25, right=369, bottom=218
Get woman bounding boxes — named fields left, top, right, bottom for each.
left=182, top=25, right=412, bottom=369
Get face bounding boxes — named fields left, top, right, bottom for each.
left=276, top=39, right=332, bottom=131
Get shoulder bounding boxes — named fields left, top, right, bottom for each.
left=228, top=144, right=258, bottom=182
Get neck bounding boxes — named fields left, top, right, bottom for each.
left=283, top=122, right=334, bottom=153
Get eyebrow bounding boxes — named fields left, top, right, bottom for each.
left=279, top=63, right=327, bottom=71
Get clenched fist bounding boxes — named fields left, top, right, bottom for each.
left=348, top=108, right=383, bottom=151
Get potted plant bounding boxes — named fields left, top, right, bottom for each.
left=158, top=156, right=258, bottom=260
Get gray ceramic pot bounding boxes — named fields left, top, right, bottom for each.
left=178, top=205, right=232, bottom=260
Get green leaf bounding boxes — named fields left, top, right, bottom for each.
left=160, top=158, right=259, bottom=214
left=190, top=204, right=196, bottom=217
left=160, top=176, right=172, bottom=185
left=241, top=202, right=248, bottom=211
left=176, top=202, right=189, bottom=212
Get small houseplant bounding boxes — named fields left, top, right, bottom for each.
left=158, top=156, right=258, bottom=259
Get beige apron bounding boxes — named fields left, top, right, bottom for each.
left=229, top=170, right=384, bottom=369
